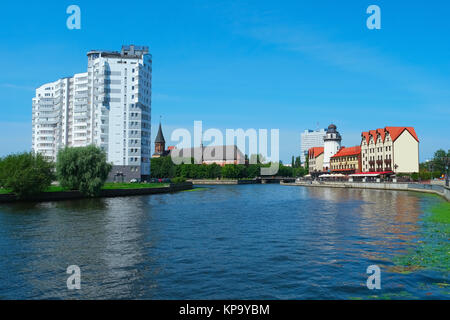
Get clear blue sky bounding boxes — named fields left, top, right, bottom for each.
left=0, top=0, right=449, bottom=163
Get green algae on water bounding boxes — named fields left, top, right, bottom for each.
left=183, top=187, right=209, bottom=192
left=425, top=202, right=450, bottom=225
left=350, top=291, right=414, bottom=300
left=393, top=201, right=450, bottom=273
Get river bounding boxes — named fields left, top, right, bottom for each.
left=0, top=184, right=448, bottom=299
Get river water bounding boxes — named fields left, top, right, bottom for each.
left=0, top=184, right=448, bottom=299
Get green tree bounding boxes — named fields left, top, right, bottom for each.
left=305, top=155, right=309, bottom=172
left=178, top=164, right=191, bottom=178
left=206, top=163, right=222, bottom=179
left=293, top=166, right=307, bottom=177
left=0, top=152, right=54, bottom=199
left=419, top=169, right=431, bottom=181
left=278, top=164, right=293, bottom=177
left=432, top=149, right=450, bottom=175
left=150, top=157, right=163, bottom=178
left=246, top=164, right=261, bottom=178
left=189, top=164, right=200, bottom=178
left=222, top=164, right=240, bottom=179
left=150, top=156, right=177, bottom=178
left=237, top=165, right=248, bottom=178
left=56, top=146, right=112, bottom=197
left=160, top=156, right=175, bottom=178
left=295, top=156, right=302, bottom=168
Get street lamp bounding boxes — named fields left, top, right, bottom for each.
left=440, top=156, right=450, bottom=187
left=427, top=160, right=434, bottom=180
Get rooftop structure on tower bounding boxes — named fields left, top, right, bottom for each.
left=323, top=124, right=342, bottom=172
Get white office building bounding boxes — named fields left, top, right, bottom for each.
left=32, top=45, right=152, bottom=181
left=300, top=128, right=327, bottom=163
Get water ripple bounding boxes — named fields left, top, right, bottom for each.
left=0, top=185, right=448, bottom=299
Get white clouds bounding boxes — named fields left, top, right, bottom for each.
left=242, top=25, right=450, bottom=104
left=0, top=83, right=35, bottom=91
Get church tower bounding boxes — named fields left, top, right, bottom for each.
left=153, top=123, right=166, bottom=158
left=323, top=124, right=342, bottom=172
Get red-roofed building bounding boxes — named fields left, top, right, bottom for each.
left=330, top=146, right=362, bottom=174
left=360, top=126, right=419, bottom=174
left=308, top=147, right=324, bottom=174
left=385, top=127, right=419, bottom=142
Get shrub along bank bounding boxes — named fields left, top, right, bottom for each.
left=0, top=146, right=112, bottom=199
left=150, top=156, right=308, bottom=180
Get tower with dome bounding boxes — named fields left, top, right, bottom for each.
left=323, top=124, right=342, bottom=172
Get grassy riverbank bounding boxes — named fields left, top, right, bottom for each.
left=102, top=183, right=169, bottom=190
left=393, top=201, right=450, bottom=273
left=0, top=183, right=170, bottom=195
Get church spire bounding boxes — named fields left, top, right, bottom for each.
left=153, top=120, right=167, bottom=157
left=155, top=122, right=165, bottom=144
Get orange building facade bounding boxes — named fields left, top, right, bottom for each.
left=330, top=146, right=362, bottom=174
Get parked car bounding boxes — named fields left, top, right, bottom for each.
left=130, top=179, right=138, bottom=183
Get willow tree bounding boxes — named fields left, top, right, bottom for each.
left=56, top=145, right=112, bottom=197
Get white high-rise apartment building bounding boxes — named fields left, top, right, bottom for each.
left=32, top=73, right=89, bottom=160
left=32, top=45, right=152, bottom=180
left=32, top=80, right=61, bottom=161
left=300, top=128, right=327, bottom=163
left=71, top=73, right=91, bottom=147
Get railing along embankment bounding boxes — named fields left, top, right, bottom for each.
left=281, top=180, right=450, bottom=201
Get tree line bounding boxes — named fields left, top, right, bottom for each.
left=413, top=148, right=450, bottom=181
left=150, top=155, right=308, bottom=179
left=0, top=146, right=111, bottom=199
left=0, top=148, right=311, bottom=198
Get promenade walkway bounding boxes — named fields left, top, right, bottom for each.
left=282, top=180, right=450, bottom=201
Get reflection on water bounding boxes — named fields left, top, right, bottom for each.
left=0, top=185, right=447, bottom=299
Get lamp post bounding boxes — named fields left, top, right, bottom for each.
left=393, top=164, right=399, bottom=182
left=427, top=160, right=434, bottom=181
left=441, top=156, right=450, bottom=187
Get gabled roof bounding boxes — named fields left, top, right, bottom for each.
left=376, top=128, right=385, bottom=142
left=362, top=132, right=370, bottom=144
left=361, top=126, right=419, bottom=145
left=369, top=130, right=377, bottom=143
left=308, top=147, right=324, bottom=158
left=385, top=127, right=419, bottom=142
left=331, top=146, right=361, bottom=158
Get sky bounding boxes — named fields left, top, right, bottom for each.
left=0, top=0, right=449, bottom=163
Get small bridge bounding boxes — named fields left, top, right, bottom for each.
left=258, top=177, right=296, bottom=184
